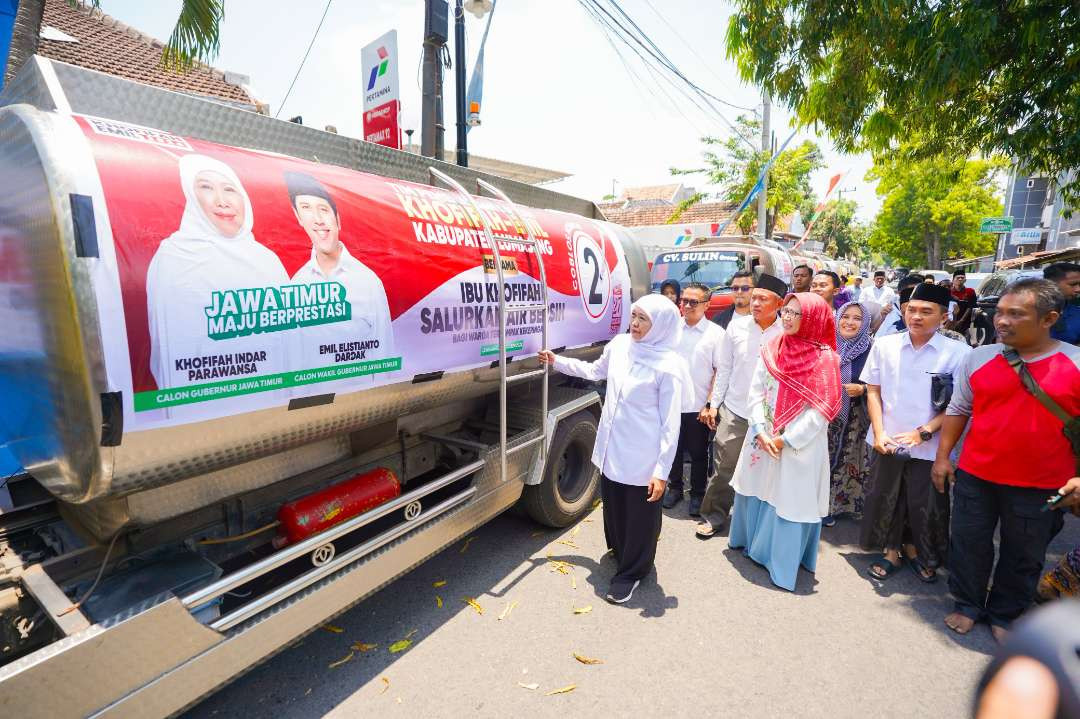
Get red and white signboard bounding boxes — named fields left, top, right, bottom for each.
left=362, top=30, right=400, bottom=150
left=364, top=99, right=400, bottom=150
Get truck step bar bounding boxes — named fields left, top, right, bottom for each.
left=181, top=458, right=485, bottom=628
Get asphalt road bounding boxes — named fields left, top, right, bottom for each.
left=184, top=499, right=1079, bottom=718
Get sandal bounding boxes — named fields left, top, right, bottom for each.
left=867, top=556, right=902, bottom=580
left=695, top=522, right=720, bottom=540
left=906, top=556, right=938, bottom=584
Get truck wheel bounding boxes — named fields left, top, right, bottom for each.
left=522, top=411, right=599, bottom=528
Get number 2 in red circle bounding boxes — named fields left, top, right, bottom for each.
left=573, top=231, right=610, bottom=321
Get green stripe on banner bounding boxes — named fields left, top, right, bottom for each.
left=134, top=357, right=403, bottom=411
left=480, top=340, right=525, bottom=357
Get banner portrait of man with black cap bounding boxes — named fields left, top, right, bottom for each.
left=858, top=281, right=971, bottom=582
left=285, top=171, right=395, bottom=388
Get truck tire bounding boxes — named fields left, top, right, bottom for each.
left=522, top=411, right=599, bottom=528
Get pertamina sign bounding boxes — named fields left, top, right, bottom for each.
left=362, top=30, right=400, bottom=150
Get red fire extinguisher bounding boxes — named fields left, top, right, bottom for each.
left=277, top=468, right=401, bottom=545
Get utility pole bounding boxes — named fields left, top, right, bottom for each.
left=454, top=0, right=467, bottom=166
left=758, top=93, right=770, bottom=241
left=421, top=0, right=449, bottom=159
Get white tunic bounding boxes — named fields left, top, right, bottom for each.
left=553, top=336, right=683, bottom=486
left=709, top=314, right=783, bottom=420
left=862, top=284, right=896, bottom=308
left=729, top=360, right=830, bottom=523
left=289, top=245, right=396, bottom=390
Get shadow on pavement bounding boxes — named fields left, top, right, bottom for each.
left=182, top=511, right=594, bottom=717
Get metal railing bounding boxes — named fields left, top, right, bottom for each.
left=428, top=168, right=550, bottom=485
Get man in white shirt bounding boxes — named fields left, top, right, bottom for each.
left=695, top=273, right=788, bottom=537
left=285, top=172, right=395, bottom=394
left=663, top=282, right=724, bottom=516
left=863, top=270, right=897, bottom=309
left=860, top=282, right=971, bottom=581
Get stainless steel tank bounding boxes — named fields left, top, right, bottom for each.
left=0, top=99, right=649, bottom=505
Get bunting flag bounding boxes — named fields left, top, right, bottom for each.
left=465, top=0, right=497, bottom=134
left=713, top=129, right=799, bottom=237
left=791, top=169, right=851, bottom=251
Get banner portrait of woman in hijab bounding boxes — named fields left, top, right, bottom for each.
left=539, top=293, right=693, bottom=604
left=728, top=292, right=842, bottom=591
left=146, top=154, right=291, bottom=419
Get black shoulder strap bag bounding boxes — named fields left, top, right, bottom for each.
left=1003, top=347, right=1080, bottom=472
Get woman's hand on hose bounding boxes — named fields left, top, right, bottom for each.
left=646, top=477, right=666, bottom=502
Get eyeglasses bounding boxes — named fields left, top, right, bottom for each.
left=679, top=298, right=706, bottom=308
left=730, top=286, right=753, bottom=293
left=780, top=308, right=802, bottom=319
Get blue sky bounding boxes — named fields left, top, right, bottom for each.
left=95, top=0, right=881, bottom=219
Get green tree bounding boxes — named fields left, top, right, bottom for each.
left=867, top=147, right=1005, bottom=268
left=79, top=0, right=223, bottom=68
left=725, top=0, right=1080, bottom=205
left=670, top=115, right=823, bottom=238
left=806, top=199, right=868, bottom=259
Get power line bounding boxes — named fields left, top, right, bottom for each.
left=579, top=0, right=708, bottom=136
left=578, top=0, right=758, bottom=150
left=612, top=0, right=755, bottom=113
left=275, top=0, right=334, bottom=119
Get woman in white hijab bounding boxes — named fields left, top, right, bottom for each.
left=539, top=293, right=693, bottom=604
left=146, top=154, right=290, bottom=420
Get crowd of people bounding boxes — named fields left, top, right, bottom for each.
left=541, top=261, right=1080, bottom=643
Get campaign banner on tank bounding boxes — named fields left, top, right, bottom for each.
left=69, top=114, right=630, bottom=430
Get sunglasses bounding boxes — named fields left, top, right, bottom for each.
left=678, top=298, right=707, bottom=308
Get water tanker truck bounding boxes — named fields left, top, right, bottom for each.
left=0, top=58, right=650, bottom=717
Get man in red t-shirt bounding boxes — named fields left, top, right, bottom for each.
left=949, top=270, right=978, bottom=335
left=933, top=278, right=1077, bottom=642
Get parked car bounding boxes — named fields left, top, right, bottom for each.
left=969, top=269, right=1043, bottom=345
left=650, top=243, right=794, bottom=320
left=962, top=272, right=991, bottom=293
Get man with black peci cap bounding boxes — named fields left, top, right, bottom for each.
left=859, top=282, right=971, bottom=582
left=286, top=171, right=395, bottom=388
left=696, top=272, right=789, bottom=537
left=862, top=270, right=896, bottom=309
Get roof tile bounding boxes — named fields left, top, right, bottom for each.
left=37, top=0, right=255, bottom=107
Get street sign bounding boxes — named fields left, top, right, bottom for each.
left=980, top=216, right=1013, bottom=233
left=362, top=30, right=400, bottom=149
left=1009, top=228, right=1042, bottom=246
left=364, top=100, right=400, bottom=148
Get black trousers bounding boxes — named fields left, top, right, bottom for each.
left=667, top=412, right=709, bottom=498
left=859, top=453, right=949, bottom=567
left=601, top=475, right=662, bottom=588
left=948, top=470, right=1065, bottom=628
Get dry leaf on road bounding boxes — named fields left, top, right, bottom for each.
left=351, top=642, right=378, bottom=653
left=572, top=605, right=592, bottom=615
left=463, top=597, right=484, bottom=615
left=459, top=537, right=475, bottom=554
left=379, top=677, right=390, bottom=694
left=388, top=639, right=412, bottom=654
left=518, top=682, right=540, bottom=691
left=321, top=624, right=343, bottom=634
left=546, top=684, right=577, bottom=696
left=573, top=652, right=603, bottom=665
left=328, top=651, right=354, bottom=668
left=571, top=525, right=581, bottom=537
left=433, top=580, right=447, bottom=588
left=498, top=600, right=519, bottom=621
left=436, top=595, right=443, bottom=608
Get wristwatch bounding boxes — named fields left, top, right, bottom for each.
left=918, top=426, right=933, bottom=442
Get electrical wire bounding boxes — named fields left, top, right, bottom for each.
left=57, top=527, right=127, bottom=617
left=581, top=0, right=723, bottom=139
left=196, top=521, right=281, bottom=545
left=641, top=0, right=754, bottom=110
left=274, top=0, right=334, bottom=119
left=578, top=0, right=758, bottom=149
